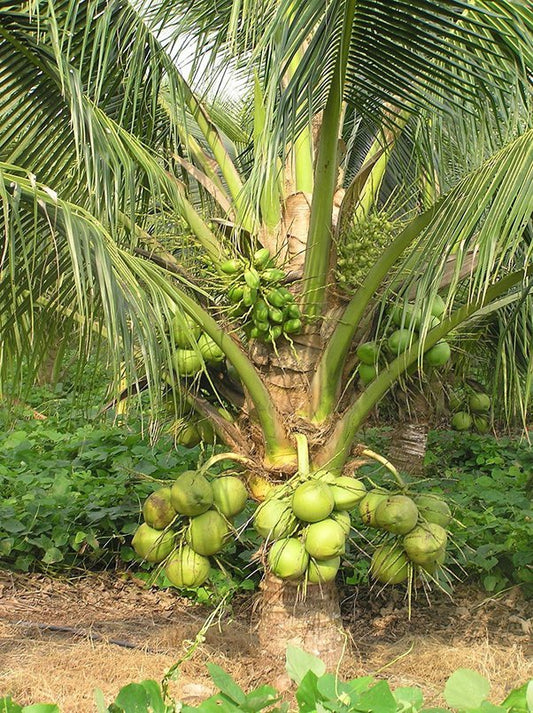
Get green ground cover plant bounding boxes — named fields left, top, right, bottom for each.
left=1, top=647, right=532, bottom=713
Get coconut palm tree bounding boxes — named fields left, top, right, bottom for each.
left=1, top=0, right=532, bottom=664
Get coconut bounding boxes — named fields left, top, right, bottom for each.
left=196, top=418, right=216, bottom=444
left=370, top=544, right=410, bottom=584
left=374, top=495, right=418, bottom=535
left=186, top=510, right=229, bottom=556
left=359, top=489, right=388, bottom=526
left=175, top=422, right=201, bottom=448
left=304, top=519, right=346, bottom=560
left=331, top=510, right=351, bottom=535
left=448, top=391, right=463, bottom=411
left=388, top=329, right=412, bottom=354
left=291, top=481, right=334, bottom=523
left=165, top=545, right=210, bottom=588
left=451, top=411, right=472, bottom=431
left=430, top=295, right=446, bottom=318
left=197, top=334, right=225, bottom=363
left=391, top=304, right=421, bottom=330
left=356, top=342, right=379, bottom=365
left=414, top=494, right=452, bottom=527
left=424, top=341, right=451, bottom=367
left=469, top=392, right=491, bottom=413
left=142, top=487, right=177, bottom=530
left=268, top=538, right=309, bottom=580
left=418, top=546, right=446, bottom=575
left=132, top=523, right=175, bottom=563
left=212, top=476, right=248, bottom=518
left=171, top=313, right=201, bottom=348
left=473, top=415, right=490, bottom=434
left=359, top=363, right=377, bottom=385
left=330, top=476, right=366, bottom=510
left=171, top=349, right=203, bottom=377
left=307, top=556, right=341, bottom=584
left=403, top=523, right=447, bottom=567
left=170, top=470, right=213, bottom=516
left=253, top=498, right=297, bottom=539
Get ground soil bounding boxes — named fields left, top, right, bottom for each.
left=0, top=570, right=531, bottom=712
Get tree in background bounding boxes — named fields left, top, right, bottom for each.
left=1, top=0, right=532, bottom=664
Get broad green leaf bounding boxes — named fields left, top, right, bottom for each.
left=295, top=670, right=322, bottom=713
left=444, top=670, right=491, bottom=710
left=358, top=680, right=397, bottom=713
left=394, top=686, right=424, bottom=711
left=111, top=682, right=151, bottom=712
left=0, top=697, right=23, bottom=713
left=206, top=663, right=246, bottom=706
left=502, top=681, right=533, bottom=713
left=21, top=706, right=60, bottom=713
left=286, top=646, right=326, bottom=685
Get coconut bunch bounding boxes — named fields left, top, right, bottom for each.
left=335, top=213, right=396, bottom=293
left=221, top=248, right=302, bottom=343
left=253, top=472, right=367, bottom=584
left=169, top=312, right=226, bottom=378
left=449, top=388, right=492, bottom=434
left=359, top=488, right=453, bottom=585
left=355, top=294, right=450, bottom=386
left=131, top=470, right=249, bottom=588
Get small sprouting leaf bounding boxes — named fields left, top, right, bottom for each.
left=285, top=646, right=326, bottom=685
left=445, top=670, right=491, bottom=710
left=206, top=663, right=246, bottom=705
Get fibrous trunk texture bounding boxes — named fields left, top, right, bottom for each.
left=388, top=421, right=428, bottom=476
left=255, top=573, right=348, bottom=669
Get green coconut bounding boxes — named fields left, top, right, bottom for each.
left=430, top=294, right=446, bottom=318
left=304, top=519, right=346, bottom=560
left=451, top=411, right=472, bottom=431
left=197, top=334, right=225, bottom=364
left=370, top=544, right=410, bottom=584
left=268, top=538, right=309, bottom=580
left=165, top=545, right=210, bottom=588
left=186, top=510, right=229, bottom=556
left=175, top=422, right=201, bottom=448
left=212, top=476, right=248, bottom=518
left=171, top=349, right=203, bottom=377
left=469, top=392, right=491, bottom=413
left=403, top=523, right=447, bottom=567
left=142, top=487, right=177, bottom=530
left=359, top=363, right=377, bottom=385
left=170, top=470, right=214, bottom=516
left=448, top=391, right=463, bottom=412
left=307, top=556, right=341, bottom=584
left=196, top=418, right=216, bottom=444
left=171, top=313, right=202, bottom=348
left=356, top=342, right=380, bottom=365
left=391, top=304, right=421, bottom=330
left=418, top=546, right=446, bottom=575
left=330, top=476, right=367, bottom=510
left=331, top=510, right=352, bottom=535
left=374, top=495, right=419, bottom=535
left=414, top=494, right=452, bottom=528
left=359, top=489, right=389, bottom=527
left=291, top=481, right=334, bottom=523
left=473, top=415, right=490, bottom=434
left=424, top=341, right=451, bottom=367
left=253, top=498, right=297, bottom=540
left=388, top=329, right=413, bottom=354
left=132, top=523, right=175, bottom=563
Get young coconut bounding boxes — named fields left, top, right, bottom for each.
left=359, top=489, right=389, bottom=526
left=451, top=411, right=472, bottom=431
left=403, top=523, right=448, bottom=568
left=331, top=510, right=352, bottom=535
left=142, top=487, right=177, bottom=530
left=165, top=545, right=211, bottom=588
left=170, top=470, right=214, bottom=516
left=175, top=422, right=202, bottom=448
left=186, top=510, right=230, bottom=556
left=268, top=537, right=309, bottom=580
left=370, top=544, right=410, bottom=585
left=469, top=392, right=491, bottom=413
left=212, top=476, right=248, bottom=518
left=424, top=341, right=451, bottom=368
left=172, top=349, right=203, bottom=377
left=304, top=519, right=346, bottom=560
left=414, top=494, right=452, bottom=528
left=291, top=480, right=334, bottom=523
left=356, top=341, right=380, bottom=365
left=132, top=523, right=175, bottom=563
left=307, top=556, right=341, bottom=584
left=330, top=476, right=367, bottom=510
left=374, top=495, right=419, bottom=535
left=197, top=334, right=225, bottom=364
left=359, top=363, right=377, bottom=385
left=171, top=312, right=202, bottom=348
left=253, top=498, right=298, bottom=539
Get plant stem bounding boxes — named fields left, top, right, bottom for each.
left=310, top=207, right=437, bottom=421
left=295, top=433, right=310, bottom=477
left=301, top=0, right=357, bottom=319
left=318, top=268, right=532, bottom=472
left=360, top=448, right=406, bottom=489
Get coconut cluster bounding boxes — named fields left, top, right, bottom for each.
left=131, top=471, right=249, bottom=589
left=361, top=489, right=452, bottom=584
left=253, top=473, right=367, bottom=584
left=449, top=389, right=492, bottom=434
left=355, top=295, right=450, bottom=386
left=169, top=312, right=225, bottom=379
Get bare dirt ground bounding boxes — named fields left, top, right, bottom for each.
left=0, top=570, right=531, bottom=712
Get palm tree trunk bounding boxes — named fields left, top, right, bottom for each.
left=387, top=421, right=429, bottom=476
left=255, top=573, right=348, bottom=668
